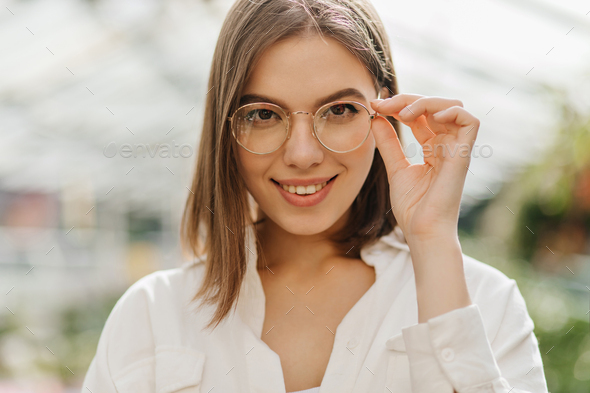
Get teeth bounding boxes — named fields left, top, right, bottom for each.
left=280, top=181, right=329, bottom=195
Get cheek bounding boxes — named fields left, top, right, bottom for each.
left=349, top=138, right=376, bottom=179
left=367, top=129, right=376, bottom=149
left=347, top=143, right=376, bottom=199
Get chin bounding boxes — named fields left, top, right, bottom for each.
left=279, top=222, right=332, bottom=236
left=270, top=209, right=346, bottom=236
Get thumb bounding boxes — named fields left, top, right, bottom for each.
left=371, top=115, right=410, bottom=177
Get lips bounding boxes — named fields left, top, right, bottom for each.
left=271, top=175, right=338, bottom=207
left=271, top=175, right=338, bottom=195
left=272, top=175, right=338, bottom=187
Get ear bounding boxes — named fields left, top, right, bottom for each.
left=379, top=86, right=390, bottom=100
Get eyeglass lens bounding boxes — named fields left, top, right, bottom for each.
left=232, top=102, right=371, bottom=154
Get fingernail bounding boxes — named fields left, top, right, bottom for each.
left=370, top=99, right=384, bottom=107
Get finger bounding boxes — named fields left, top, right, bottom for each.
left=372, top=95, right=464, bottom=143
left=397, top=96, right=464, bottom=123
left=370, top=93, right=423, bottom=114
left=371, top=94, right=462, bottom=117
left=379, top=108, right=445, bottom=146
left=432, top=106, right=480, bottom=145
left=410, top=116, right=440, bottom=144
left=371, top=115, right=410, bottom=177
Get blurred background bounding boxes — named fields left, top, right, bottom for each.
left=0, top=0, right=589, bottom=391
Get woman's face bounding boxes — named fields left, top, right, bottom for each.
left=236, top=34, right=381, bottom=236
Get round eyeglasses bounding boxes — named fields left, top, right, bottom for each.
left=227, top=99, right=379, bottom=154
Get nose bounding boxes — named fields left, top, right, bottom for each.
left=282, top=112, right=324, bottom=169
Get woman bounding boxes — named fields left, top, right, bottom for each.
left=82, top=0, right=549, bottom=392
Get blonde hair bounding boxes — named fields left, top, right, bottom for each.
left=181, top=0, right=402, bottom=330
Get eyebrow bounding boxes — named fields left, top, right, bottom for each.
left=238, top=88, right=368, bottom=110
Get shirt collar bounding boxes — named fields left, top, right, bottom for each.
left=235, top=223, right=410, bottom=338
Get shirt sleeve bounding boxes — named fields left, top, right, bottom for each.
left=400, top=279, right=549, bottom=393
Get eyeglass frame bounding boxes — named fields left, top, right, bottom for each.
left=227, top=91, right=382, bottom=155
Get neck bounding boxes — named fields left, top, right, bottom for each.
left=256, top=210, right=351, bottom=278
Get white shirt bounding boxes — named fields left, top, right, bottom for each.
left=81, top=224, right=549, bottom=393
left=291, top=388, right=320, bottom=393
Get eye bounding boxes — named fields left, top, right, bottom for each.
left=257, top=109, right=274, bottom=120
left=322, top=103, right=360, bottom=118
left=330, top=104, right=348, bottom=116
left=245, top=108, right=279, bottom=121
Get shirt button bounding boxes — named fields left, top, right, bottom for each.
left=347, top=337, right=359, bottom=348
left=441, top=348, right=454, bottom=362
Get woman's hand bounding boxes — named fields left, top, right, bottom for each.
left=370, top=94, right=480, bottom=242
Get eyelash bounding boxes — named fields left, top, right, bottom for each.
left=245, top=103, right=359, bottom=121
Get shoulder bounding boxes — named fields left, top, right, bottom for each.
left=83, top=261, right=210, bottom=390
left=462, top=253, right=516, bottom=296
left=101, top=261, right=208, bottom=375
left=376, top=227, right=527, bottom=323
left=460, top=253, right=535, bottom=342
left=108, top=265, right=198, bottom=319
left=116, top=256, right=208, bottom=308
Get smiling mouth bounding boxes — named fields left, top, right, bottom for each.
left=271, top=175, right=338, bottom=196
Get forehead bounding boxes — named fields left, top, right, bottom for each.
left=242, top=35, right=375, bottom=111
